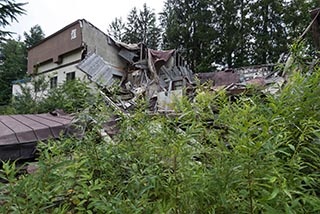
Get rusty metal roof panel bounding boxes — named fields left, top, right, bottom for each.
left=12, top=115, right=54, bottom=141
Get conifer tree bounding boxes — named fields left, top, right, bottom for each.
left=23, top=24, right=45, bottom=49
left=123, top=7, right=140, bottom=44
left=249, top=0, right=288, bottom=64
left=137, top=3, right=160, bottom=49
left=0, top=39, right=26, bottom=104
left=108, top=4, right=160, bottom=49
left=0, top=0, right=26, bottom=42
left=161, top=0, right=216, bottom=72
left=107, top=17, right=125, bottom=42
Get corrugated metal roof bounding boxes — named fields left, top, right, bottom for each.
left=77, top=53, right=123, bottom=87
left=0, top=113, right=73, bottom=160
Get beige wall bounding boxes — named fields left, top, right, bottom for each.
left=81, top=21, right=127, bottom=71
left=28, top=20, right=83, bottom=74
left=36, top=50, right=83, bottom=73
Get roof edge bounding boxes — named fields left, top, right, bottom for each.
left=28, top=19, right=87, bottom=51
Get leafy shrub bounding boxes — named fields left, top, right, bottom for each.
left=8, top=79, right=97, bottom=114
left=1, top=43, right=320, bottom=213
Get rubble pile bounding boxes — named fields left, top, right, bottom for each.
left=196, top=64, right=286, bottom=96
left=77, top=42, right=194, bottom=113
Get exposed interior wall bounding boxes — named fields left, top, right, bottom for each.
left=81, top=21, right=127, bottom=72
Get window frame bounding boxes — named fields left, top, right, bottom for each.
left=66, top=71, right=76, bottom=82
left=50, top=76, right=58, bottom=89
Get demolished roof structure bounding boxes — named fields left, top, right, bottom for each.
left=77, top=42, right=194, bottom=112
left=196, top=63, right=285, bottom=95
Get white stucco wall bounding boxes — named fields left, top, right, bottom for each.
left=12, top=82, right=33, bottom=96
left=42, top=64, right=88, bottom=86
left=12, top=66, right=89, bottom=98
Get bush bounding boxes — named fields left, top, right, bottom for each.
left=8, top=79, right=97, bottom=114
left=1, top=43, right=320, bottom=213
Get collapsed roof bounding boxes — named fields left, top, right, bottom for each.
left=77, top=42, right=194, bottom=112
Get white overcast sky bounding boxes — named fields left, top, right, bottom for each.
left=6, top=0, right=164, bottom=39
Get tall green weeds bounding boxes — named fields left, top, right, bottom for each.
left=1, top=44, right=320, bottom=213
left=1, top=79, right=96, bottom=114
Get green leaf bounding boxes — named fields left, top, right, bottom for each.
left=288, top=144, right=295, bottom=151
left=267, top=188, right=279, bottom=200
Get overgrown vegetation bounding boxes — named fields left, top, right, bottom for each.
left=0, top=79, right=96, bottom=114
left=0, top=44, right=320, bottom=213
left=0, top=24, right=45, bottom=106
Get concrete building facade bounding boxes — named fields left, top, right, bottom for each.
left=13, top=19, right=126, bottom=96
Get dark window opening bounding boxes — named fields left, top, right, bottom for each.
left=34, top=82, right=40, bottom=92
left=66, top=72, right=76, bottom=81
left=50, top=76, right=58, bottom=89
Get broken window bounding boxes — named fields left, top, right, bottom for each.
left=50, top=76, right=58, bottom=89
left=66, top=72, right=75, bottom=81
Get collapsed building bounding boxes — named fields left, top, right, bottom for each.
left=5, top=19, right=194, bottom=161
left=77, top=43, right=194, bottom=112
left=4, top=7, right=320, bottom=161
left=196, top=63, right=285, bottom=95
left=13, top=19, right=193, bottom=113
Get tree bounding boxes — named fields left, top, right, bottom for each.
left=136, top=3, right=160, bottom=49
left=0, top=0, right=26, bottom=42
left=211, top=0, right=244, bottom=68
left=108, top=4, right=161, bottom=49
left=122, top=6, right=140, bottom=44
left=161, top=0, right=318, bottom=70
left=0, top=25, right=46, bottom=106
left=0, top=0, right=27, bottom=105
left=227, top=0, right=252, bottom=67
left=24, top=24, right=45, bottom=49
left=0, top=38, right=26, bottom=104
left=249, top=0, right=287, bottom=64
left=107, top=17, right=125, bottom=42
left=161, top=0, right=216, bottom=72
